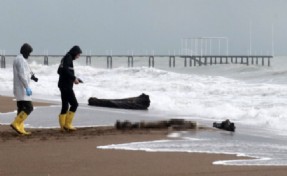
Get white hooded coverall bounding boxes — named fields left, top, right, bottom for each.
left=13, top=54, right=32, bottom=101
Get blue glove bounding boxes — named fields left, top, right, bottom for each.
left=26, top=87, right=32, bottom=96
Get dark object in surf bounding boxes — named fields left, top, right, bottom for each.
left=115, top=119, right=197, bottom=130
left=88, top=93, right=150, bottom=110
left=213, top=119, right=236, bottom=132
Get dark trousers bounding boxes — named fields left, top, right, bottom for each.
left=59, top=87, right=78, bottom=114
left=17, top=101, right=33, bottom=115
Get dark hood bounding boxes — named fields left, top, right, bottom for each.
left=68, top=45, right=82, bottom=59
left=20, top=43, right=33, bottom=59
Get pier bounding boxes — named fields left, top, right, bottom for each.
left=0, top=54, right=272, bottom=69
left=180, top=55, right=272, bottom=67
left=0, top=55, right=6, bottom=68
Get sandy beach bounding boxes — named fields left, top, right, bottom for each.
left=1, top=96, right=287, bottom=176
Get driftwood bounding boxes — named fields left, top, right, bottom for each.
left=88, top=93, right=150, bottom=110
left=115, top=119, right=197, bottom=130
left=213, top=119, right=236, bottom=132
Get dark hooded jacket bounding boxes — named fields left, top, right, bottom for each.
left=57, top=46, right=82, bottom=88
left=20, top=43, right=33, bottom=59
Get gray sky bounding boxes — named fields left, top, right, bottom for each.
left=0, top=0, right=286, bottom=55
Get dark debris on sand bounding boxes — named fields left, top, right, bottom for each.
left=0, top=117, right=210, bottom=142
left=0, top=126, right=173, bottom=142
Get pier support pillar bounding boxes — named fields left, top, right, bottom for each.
left=0, top=55, right=5, bottom=68
left=268, top=57, right=271, bottom=67
left=44, top=56, right=49, bottom=65
left=169, top=56, right=176, bottom=67
left=149, top=56, right=154, bottom=67
left=184, top=57, right=187, bottom=67
left=190, top=57, right=193, bottom=66
left=199, top=56, right=202, bottom=66
left=128, top=56, right=134, bottom=67
left=86, top=56, right=91, bottom=66
left=107, top=56, right=113, bottom=69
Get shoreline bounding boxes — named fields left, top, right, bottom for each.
left=1, top=95, right=287, bottom=175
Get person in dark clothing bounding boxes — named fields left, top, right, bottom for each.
left=57, top=45, right=82, bottom=131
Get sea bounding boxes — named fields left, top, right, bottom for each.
left=1, top=55, right=287, bottom=166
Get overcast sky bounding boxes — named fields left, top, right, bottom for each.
left=0, top=0, right=286, bottom=55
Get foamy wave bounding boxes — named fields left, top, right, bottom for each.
left=2, top=58, right=287, bottom=132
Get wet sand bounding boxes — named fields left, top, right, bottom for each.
left=0, top=95, right=51, bottom=113
left=1, top=95, right=287, bottom=176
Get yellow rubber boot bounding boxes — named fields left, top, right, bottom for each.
left=64, top=111, right=77, bottom=131
left=11, top=111, right=30, bottom=135
left=20, top=122, right=31, bottom=135
left=10, top=115, right=22, bottom=134
left=59, top=114, right=66, bottom=131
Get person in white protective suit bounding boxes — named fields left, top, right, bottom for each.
left=11, top=43, right=34, bottom=135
